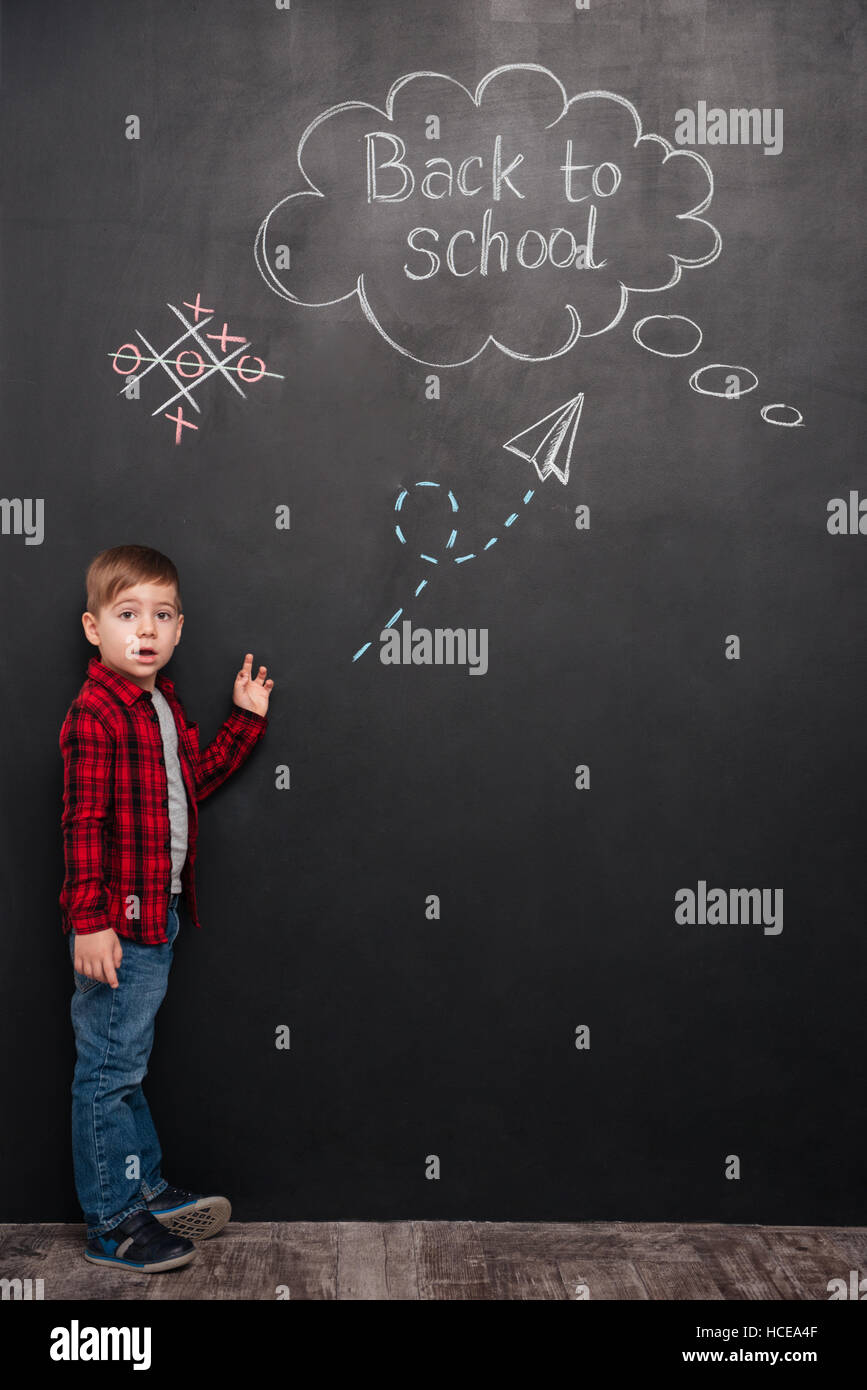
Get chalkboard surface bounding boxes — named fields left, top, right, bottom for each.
left=2, top=0, right=866, bottom=1226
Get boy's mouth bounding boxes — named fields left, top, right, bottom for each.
left=135, top=648, right=156, bottom=659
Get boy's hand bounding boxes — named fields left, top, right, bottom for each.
left=233, top=653, right=274, bottom=716
left=72, top=929, right=123, bottom=989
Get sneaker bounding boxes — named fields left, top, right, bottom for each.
left=145, top=1184, right=231, bottom=1240
left=84, top=1207, right=196, bottom=1272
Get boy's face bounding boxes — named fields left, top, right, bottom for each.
left=82, top=581, right=184, bottom=690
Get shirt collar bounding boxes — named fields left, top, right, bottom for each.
left=86, top=655, right=176, bottom=705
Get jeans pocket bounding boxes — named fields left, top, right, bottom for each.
left=69, top=936, right=104, bottom=993
left=73, top=971, right=103, bottom=994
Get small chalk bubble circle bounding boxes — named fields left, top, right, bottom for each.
left=632, top=314, right=703, bottom=357
left=393, top=481, right=460, bottom=562
left=688, top=364, right=758, bottom=398
left=760, top=403, right=804, bottom=427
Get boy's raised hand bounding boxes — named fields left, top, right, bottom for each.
left=73, top=928, right=123, bottom=989
left=233, top=653, right=274, bottom=716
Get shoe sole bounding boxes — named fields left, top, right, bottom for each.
left=149, top=1195, right=231, bottom=1240
left=84, top=1247, right=196, bottom=1272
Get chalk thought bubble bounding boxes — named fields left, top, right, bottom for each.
left=255, top=65, right=721, bottom=367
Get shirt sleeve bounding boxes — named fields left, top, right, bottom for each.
left=186, top=704, right=268, bottom=803
left=59, top=705, right=115, bottom=934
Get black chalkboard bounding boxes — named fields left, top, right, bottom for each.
left=2, top=0, right=866, bottom=1229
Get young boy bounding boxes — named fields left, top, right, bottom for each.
left=59, top=544, right=273, bottom=1272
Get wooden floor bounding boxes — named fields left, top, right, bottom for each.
left=2, top=1222, right=865, bottom=1299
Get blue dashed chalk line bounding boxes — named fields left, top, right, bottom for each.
left=352, top=480, right=537, bottom=661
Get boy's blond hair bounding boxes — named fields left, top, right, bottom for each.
left=85, top=545, right=182, bottom=618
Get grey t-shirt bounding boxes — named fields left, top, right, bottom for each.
left=152, top=688, right=189, bottom=895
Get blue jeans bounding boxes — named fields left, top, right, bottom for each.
left=68, top=895, right=180, bottom=1239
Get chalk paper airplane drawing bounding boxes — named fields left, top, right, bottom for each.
left=353, top=393, right=585, bottom=660
left=502, top=393, right=584, bottom=485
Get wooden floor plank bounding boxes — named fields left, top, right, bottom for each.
left=471, top=1232, right=569, bottom=1300
left=470, top=1220, right=699, bottom=1260
left=768, top=1257, right=848, bottom=1301
left=757, top=1226, right=866, bottom=1257
left=698, top=1248, right=792, bottom=1300
left=268, top=1221, right=338, bottom=1301
left=1, top=1222, right=863, bottom=1300
left=557, top=1258, right=650, bottom=1300
left=336, top=1222, right=419, bottom=1300
left=413, top=1221, right=490, bottom=1300
left=0, top=1223, right=68, bottom=1261
left=157, top=1230, right=274, bottom=1301
left=633, top=1259, right=726, bottom=1300
left=821, top=1232, right=867, bottom=1270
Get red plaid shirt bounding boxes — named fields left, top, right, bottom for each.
left=59, top=656, right=268, bottom=944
